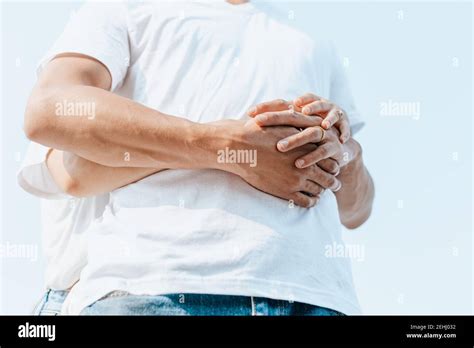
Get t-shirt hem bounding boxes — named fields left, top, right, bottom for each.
left=62, top=277, right=361, bottom=315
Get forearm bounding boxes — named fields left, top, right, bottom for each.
left=25, top=84, right=222, bottom=169
left=46, top=149, right=164, bottom=197
left=43, top=119, right=247, bottom=197
left=335, top=139, right=374, bottom=229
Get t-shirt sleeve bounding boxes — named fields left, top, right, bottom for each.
left=17, top=142, right=69, bottom=200
left=37, top=0, right=130, bottom=91
left=328, top=43, right=365, bottom=135
left=21, top=2, right=129, bottom=199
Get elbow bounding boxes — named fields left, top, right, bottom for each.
left=23, top=88, right=56, bottom=143
left=23, top=111, right=44, bottom=143
left=61, top=177, right=82, bottom=197
left=24, top=119, right=47, bottom=144
left=342, top=207, right=372, bottom=230
left=60, top=177, right=86, bottom=199
left=58, top=176, right=92, bottom=198
left=341, top=190, right=375, bottom=230
left=47, top=150, right=92, bottom=198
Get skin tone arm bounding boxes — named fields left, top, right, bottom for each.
left=24, top=54, right=222, bottom=169
left=46, top=149, right=163, bottom=197
left=47, top=147, right=340, bottom=198
left=248, top=97, right=375, bottom=229
left=26, top=54, right=341, bottom=206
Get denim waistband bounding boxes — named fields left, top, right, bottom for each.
left=33, top=289, right=69, bottom=315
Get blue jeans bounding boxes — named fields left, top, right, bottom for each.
left=81, top=293, right=344, bottom=316
left=33, top=289, right=68, bottom=315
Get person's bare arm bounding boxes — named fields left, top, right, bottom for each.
left=248, top=100, right=374, bottom=229
left=24, top=54, right=223, bottom=197
left=24, top=54, right=222, bottom=169
left=333, top=139, right=374, bottom=229
left=288, top=130, right=374, bottom=229
left=26, top=54, right=338, bottom=206
left=46, top=149, right=163, bottom=197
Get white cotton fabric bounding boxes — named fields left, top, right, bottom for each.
left=33, top=0, right=365, bottom=314
left=17, top=142, right=110, bottom=290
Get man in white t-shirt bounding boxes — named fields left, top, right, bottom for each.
left=23, top=0, right=374, bottom=315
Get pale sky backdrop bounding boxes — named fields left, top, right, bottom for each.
left=1, top=0, right=472, bottom=314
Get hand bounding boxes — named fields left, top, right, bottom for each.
left=212, top=119, right=340, bottom=207
left=281, top=126, right=349, bottom=171
left=245, top=109, right=348, bottom=192
left=248, top=94, right=351, bottom=143
left=294, top=93, right=351, bottom=143
left=253, top=110, right=350, bottom=168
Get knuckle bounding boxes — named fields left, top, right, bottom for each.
left=314, top=186, right=322, bottom=195
left=303, top=103, right=313, bottom=112
left=309, top=167, right=321, bottom=180
left=291, top=194, right=302, bottom=206
left=310, top=127, right=321, bottom=139
left=290, top=177, right=301, bottom=191
left=268, top=112, right=279, bottom=120
left=288, top=110, right=298, bottom=118
left=300, top=196, right=311, bottom=208
left=327, top=177, right=337, bottom=188
left=329, top=161, right=339, bottom=173
left=318, top=147, right=329, bottom=158
left=310, top=116, right=323, bottom=126
left=313, top=102, right=323, bottom=112
left=296, top=177, right=306, bottom=189
left=305, top=165, right=316, bottom=177
left=316, top=173, right=332, bottom=188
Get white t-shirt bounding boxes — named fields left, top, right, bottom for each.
left=17, top=142, right=110, bottom=290
left=42, top=0, right=365, bottom=314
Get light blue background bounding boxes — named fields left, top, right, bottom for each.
left=1, top=0, right=472, bottom=314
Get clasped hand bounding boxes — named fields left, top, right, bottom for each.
left=230, top=93, right=351, bottom=208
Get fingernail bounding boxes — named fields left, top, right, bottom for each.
left=332, top=181, right=342, bottom=192
left=295, top=159, right=305, bottom=168
left=247, top=107, right=257, bottom=115
left=302, top=107, right=310, bottom=114
left=277, top=140, right=288, bottom=150
left=255, top=115, right=267, bottom=123
left=322, top=121, right=330, bottom=129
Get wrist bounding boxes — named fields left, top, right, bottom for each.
left=186, top=121, right=242, bottom=175
left=340, top=137, right=361, bottom=165
left=339, top=138, right=363, bottom=176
